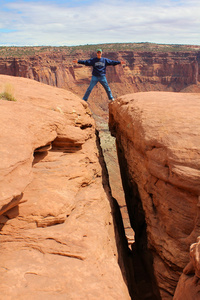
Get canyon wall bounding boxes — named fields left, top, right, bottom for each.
left=0, top=75, right=131, bottom=300
left=0, top=50, right=199, bottom=109
left=109, top=92, right=200, bottom=299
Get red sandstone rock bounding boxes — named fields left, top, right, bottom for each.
left=0, top=75, right=130, bottom=299
left=109, top=92, right=200, bottom=299
left=174, top=237, right=200, bottom=299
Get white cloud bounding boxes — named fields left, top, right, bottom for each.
left=0, top=0, right=199, bottom=46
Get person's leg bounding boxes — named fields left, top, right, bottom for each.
left=99, top=76, right=113, bottom=100
left=83, top=76, right=99, bottom=101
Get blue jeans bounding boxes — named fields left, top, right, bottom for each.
left=83, top=75, right=113, bottom=101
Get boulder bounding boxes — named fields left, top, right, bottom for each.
left=174, top=236, right=200, bottom=300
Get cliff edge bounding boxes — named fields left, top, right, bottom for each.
left=109, top=91, right=200, bottom=299
left=0, top=75, right=130, bottom=300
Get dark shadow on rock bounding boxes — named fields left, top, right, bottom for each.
left=95, top=129, right=139, bottom=300
left=0, top=194, right=23, bottom=230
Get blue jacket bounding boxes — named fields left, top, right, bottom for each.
left=78, top=57, right=121, bottom=77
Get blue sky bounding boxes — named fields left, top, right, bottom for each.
left=0, top=0, right=199, bottom=46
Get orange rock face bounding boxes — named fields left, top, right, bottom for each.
left=0, top=75, right=130, bottom=300
left=174, top=237, right=200, bottom=300
left=109, top=92, right=200, bottom=299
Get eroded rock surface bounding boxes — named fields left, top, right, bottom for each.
left=174, top=237, right=200, bottom=299
left=0, top=75, right=130, bottom=300
left=109, top=92, right=200, bottom=299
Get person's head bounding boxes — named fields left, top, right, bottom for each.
left=96, top=49, right=102, bottom=59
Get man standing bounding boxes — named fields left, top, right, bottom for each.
left=73, top=49, right=125, bottom=101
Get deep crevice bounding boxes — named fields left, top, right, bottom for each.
left=96, top=121, right=162, bottom=299
left=116, top=139, right=162, bottom=300
left=95, top=129, right=137, bottom=299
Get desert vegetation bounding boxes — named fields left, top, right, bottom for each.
left=0, top=42, right=199, bottom=58
left=0, top=83, right=16, bottom=101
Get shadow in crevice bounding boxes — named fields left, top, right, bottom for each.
left=33, top=143, right=52, bottom=166
left=116, top=139, right=161, bottom=300
left=0, top=193, right=23, bottom=231
left=96, top=110, right=162, bottom=299
left=33, top=150, right=48, bottom=166
left=95, top=129, right=138, bottom=299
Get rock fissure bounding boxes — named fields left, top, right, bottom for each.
left=95, top=129, right=136, bottom=299
left=96, top=125, right=165, bottom=299
left=48, top=252, right=85, bottom=260
left=116, top=138, right=161, bottom=300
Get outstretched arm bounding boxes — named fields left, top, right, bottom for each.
left=73, top=58, right=94, bottom=66
left=105, top=58, right=125, bottom=66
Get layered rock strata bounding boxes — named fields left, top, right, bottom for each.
left=0, top=50, right=199, bottom=132
left=0, top=50, right=199, bottom=105
left=0, top=75, right=130, bottom=300
left=109, top=92, right=200, bottom=299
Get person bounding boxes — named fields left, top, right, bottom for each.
left=73, top=49, right=125, bottom=101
